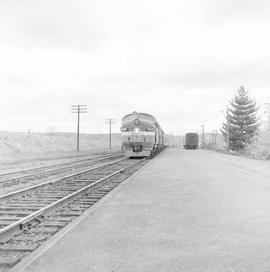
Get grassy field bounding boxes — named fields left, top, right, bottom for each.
left=0, top=131, right=121, bottom=162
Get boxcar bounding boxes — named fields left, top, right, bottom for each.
left=184, top=133, right=199, bottom=149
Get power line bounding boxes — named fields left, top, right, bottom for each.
left=105, top=118, right=116, bottom=149
left=71, top=105, right=87, bottom=152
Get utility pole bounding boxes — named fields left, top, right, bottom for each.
left=105, top=118, right=116, bottom=149
left=72, top=105, right=87, bottom=152
left=226, top=108, right=230, bottom=151
left=214, top=130, right=218, bottom=149
left=211, top=130, right=215, bottom=149
left=264, top=103, right=270, bottom=131
left=213, top=130, right=217, bottom=149
left=201, top=124, right=205, bottom=149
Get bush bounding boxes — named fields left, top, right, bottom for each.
left=243, top=133, right=270, bottom=160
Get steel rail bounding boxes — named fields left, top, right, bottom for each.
left=0, top=157, right=126, bottom=202
left=0, top=152, right=123, bottom=181
left=0, top=159, right=144, bottom=242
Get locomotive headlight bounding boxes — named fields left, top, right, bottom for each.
left=134, top=128, right=139, bottom=134
left=134, top=119, right=140, bottom=125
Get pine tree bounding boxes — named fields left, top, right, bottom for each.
left=221, top=86, right=259, bottom=151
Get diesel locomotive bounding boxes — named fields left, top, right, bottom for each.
left=121, top=112, right=164, bottom=157
left=183, top=132, right=199, bottom=149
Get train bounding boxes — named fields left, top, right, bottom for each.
left=183, top=132, right=199, bottom=149
left=121, top=112, right=164, bottom=157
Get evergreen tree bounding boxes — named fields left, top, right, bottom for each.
left=221, top=86, right=259, bottom=151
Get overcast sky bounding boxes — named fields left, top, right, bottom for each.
left=0, top=0, right=269, bottom=134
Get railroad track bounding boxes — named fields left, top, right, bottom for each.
left=0, top=151, right=123, bottom=179
left=0, top=151, right=124, bottom=172
left=0, top=152, right=124, bottom=194
left=0, top=157, right=149, bottom=271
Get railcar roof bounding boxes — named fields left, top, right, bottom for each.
left=123, top=111, right=155, bottom=120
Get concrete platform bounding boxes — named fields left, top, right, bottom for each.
left=11, top=149, right=270, bottom=272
